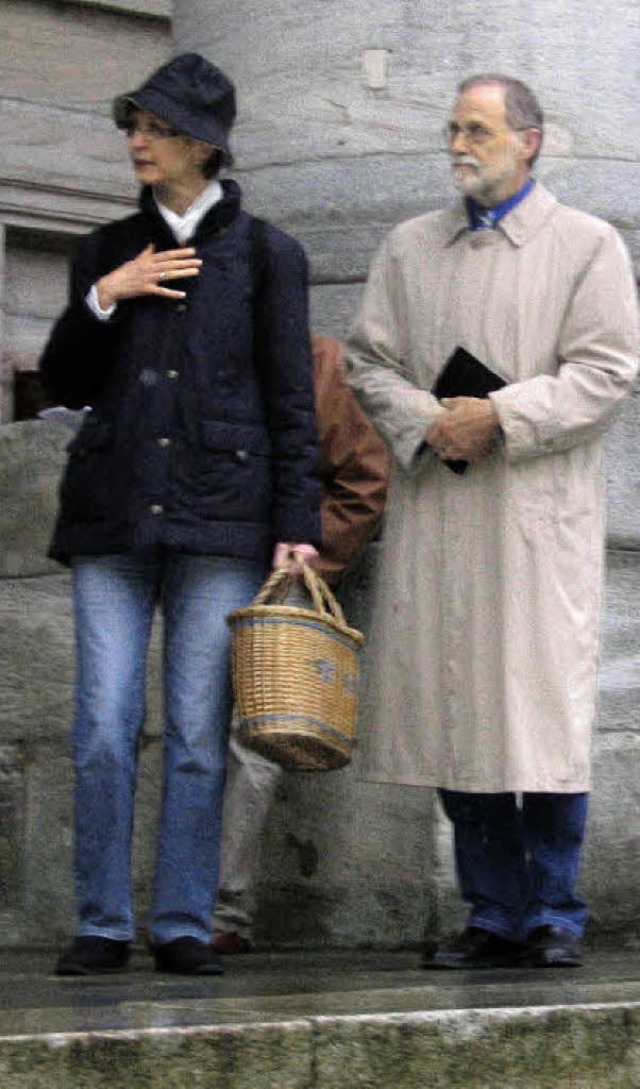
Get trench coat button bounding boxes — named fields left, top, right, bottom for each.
left=157, top=437, right=172, bottom=448
left=150, top=504, right=164, bottom=515
left=235, top=449, right=249, bottom=463
left=167, top=370, right=179, bottom=380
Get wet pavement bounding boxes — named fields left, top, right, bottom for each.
left=3, top=943, right=640, bottom=1039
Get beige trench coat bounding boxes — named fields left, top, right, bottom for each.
left=345, top=183, right=639, bottom=793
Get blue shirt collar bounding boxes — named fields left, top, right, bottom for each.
left=467, top=178, right=535, bottom=231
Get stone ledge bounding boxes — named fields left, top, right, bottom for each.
left=1, top=992, right=640, bottom=1088
left=43, top=0, right=171, bottom=22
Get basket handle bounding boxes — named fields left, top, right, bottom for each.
left=253, top=551, right=347, bottom=626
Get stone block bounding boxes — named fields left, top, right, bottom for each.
left=584, top=732, right=640, bottom=935
left=256, top=775, right=436, bottom=948
left=310, top=282, right=364, bottom=340
left=0, top=569, right=166, bottom=738
left=0, top=0, right=170, bottom=114
left=598, top=550, right=640, bottom=732
left=239, top=155, right=640, bottom=283
left=19, top=744, right=74, bottom=944
left=5, top=242, right=70, bottom=323
left=0, top=746, right=25, bottom=918
left=586, top=549, right=640, bottom=935
left=75, top=1, right=171, bottom=16
left=0, top=1022, right=314, bottom=1089
left=0, top=574, right=75, bottom=742
left=178, top=0, right=639, bottom=168
left=0, top=419, right=75, bottom=578
left=606, top=390, right=640, bottom=549
left=314, top=1005, right=640, bottom=1089
left=17, top=738, right=165, bottom=944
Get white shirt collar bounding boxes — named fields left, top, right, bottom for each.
left=154, top=180, right=224, bottom=244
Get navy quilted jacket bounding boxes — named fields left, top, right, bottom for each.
left=40, top=181, right=321, bottom=564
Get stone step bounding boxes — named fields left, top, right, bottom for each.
left=1, top=948, right=639, bottom=1087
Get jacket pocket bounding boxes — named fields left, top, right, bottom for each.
left=184, top=420, right=273, bottom=518
left=60, top=418, right=117, bottom=522
left=200, top=419, right=272, bottom=458
left=65, top=417, right=114, bottom=458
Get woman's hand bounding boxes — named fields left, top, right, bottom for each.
left=272, top=542, right=319, bottom=571
left=96, top=243, right=202, bottom=310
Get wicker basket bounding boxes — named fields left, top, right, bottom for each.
left=227, top=557, right=364, bottom=771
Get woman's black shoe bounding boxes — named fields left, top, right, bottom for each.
left=153, top=937, right=224, bottom=975
left=56, top=936, right=130, bottom=976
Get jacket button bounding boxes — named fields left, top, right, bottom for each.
left=150, top=504, right=164, bottom=515
left=176, top=303, right=187, bottom=313
left=167, top=369, right=179, bottom=380
left=235, top=449, right=249, bottom=463
left=157, top=437, right=172, bottom=448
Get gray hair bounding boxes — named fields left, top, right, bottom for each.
left=457, top=74, right=544, bottom=162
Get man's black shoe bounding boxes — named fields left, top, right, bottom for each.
left=56, top=936, right=130, bottom=976
left=525, top=925, right=583, bottom=967
left=153, top=937, right=224, bottom=975
left=422, top=927, right=524, bottom=969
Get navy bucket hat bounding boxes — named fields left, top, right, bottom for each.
left=113, top=52, right=236, bottom=157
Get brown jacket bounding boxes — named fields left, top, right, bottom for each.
left=312, top=335, right=390, bottom=585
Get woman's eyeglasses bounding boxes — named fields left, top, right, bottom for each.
left=121, top=120, right=180, bottom=140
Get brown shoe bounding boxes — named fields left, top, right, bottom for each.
left=211, top=930, right=252, bottom=954
left=154, top=937, right=224, bottom=975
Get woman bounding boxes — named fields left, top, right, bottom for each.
left=40, top=53, right=320, bottom=976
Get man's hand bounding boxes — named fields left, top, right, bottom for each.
left=96, top=244, right=202, bottom=310
left=426, top=397, right=501, bottom=463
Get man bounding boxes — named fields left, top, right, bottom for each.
left=213, top=334, right=390, bottom=953
left=345, top=74, right=638, bottom=969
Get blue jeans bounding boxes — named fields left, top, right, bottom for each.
left=71, top=551, right=265, bottom=945
left=439, top=789, right=589, bottom=942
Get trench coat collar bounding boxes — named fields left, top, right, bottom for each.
left=442, top=180, right=558, bottom=249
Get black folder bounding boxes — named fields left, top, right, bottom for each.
left=431, top=346, right=506, bottom=474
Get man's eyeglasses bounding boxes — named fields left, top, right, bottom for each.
left=443, top=121, right=533, bottom=147
left=121, top=120, right=181, bottom=140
